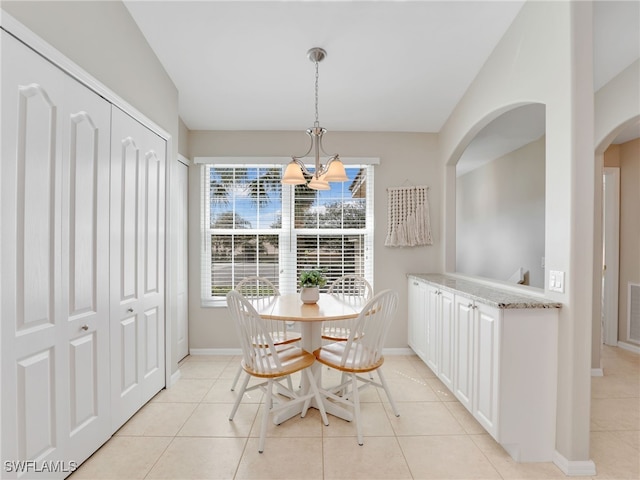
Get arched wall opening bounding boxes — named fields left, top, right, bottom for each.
left=444, top=102, right=547, bottom=290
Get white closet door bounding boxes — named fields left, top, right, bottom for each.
left=1, top=30, right=66, bottom=475
left=60, top=74, right=112, bottom=465
left=1, top=31, right=111, bottom=476
left=110, top=107, right=166, bottom=430
left=176, top=159, right=189, bottom=361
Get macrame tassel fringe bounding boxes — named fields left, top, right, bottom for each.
left=385, top=186, right=432, bottom=247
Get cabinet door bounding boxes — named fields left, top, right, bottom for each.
left=473, top=303, right=500, bottom=437
left=110, top=107, right=166, bottom=430
left=438, top=290, right=455, bottom=390
left=453, top=296, right=474, bottom=409
left=408, top=279, right=428, bottom=362
left=424, top=285, right=440, bottom=373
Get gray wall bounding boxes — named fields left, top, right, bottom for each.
left=456, top=137, right=545, bottom=287
left=188, top=130, right=442, bottom=351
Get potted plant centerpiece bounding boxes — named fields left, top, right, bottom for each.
left=299, top=268, right=327, bottom=304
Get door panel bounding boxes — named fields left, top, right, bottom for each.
left=425, top=286, right=439, bottom=372
left=2, top=31, right=66, bottom=476
left=144, top=151, right=161, bottom=295
left=61, top=75, right=112, bottom=465
left=474, top=305, right=500, bottom=435
left=110, top=107, right=166, bottom=430
left=120, top=315, right=139, bottom=394
left=439, top=291, right=455, bottom=390
left=18, top=84, right=58, bottom=333
left=69, top=333, right=98, bottom=433
left=176, top=160, right=189, bottom=361
left=17, top=349, right=55, bottom=461
left=120, top=139, right=140, bottom=302
left=454, top=298, right=474, bottom=409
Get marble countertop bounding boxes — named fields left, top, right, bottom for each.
left=408, top=273, right=562, bottom=309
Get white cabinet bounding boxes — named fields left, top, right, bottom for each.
left=453, top=295, right=500, bottom=436
left=407, top=275, right=558, bottom=462
left=453, top=296, right=475, bottom=410
left=408, top=279, right=428, bottom=363
left=473, top=301, right=500, bottom=436
left=408, top=279, right=455, bottom=388
left=430, top=288, right=455, bottom=390
left=408, top=279, right=453, bottom=377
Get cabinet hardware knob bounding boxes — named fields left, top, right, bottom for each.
left=468, top=303, right=473, bottom=308
left=81, top=324, right=89, bottom=331
left=413, top=282, right=418, bottom=286
left=127, top=308, right=134, bottom=313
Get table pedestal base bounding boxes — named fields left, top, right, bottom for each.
left=272, top=322, right=353, bottom=425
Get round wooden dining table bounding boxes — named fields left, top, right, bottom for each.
left=252, top=292, right=366, bottom=424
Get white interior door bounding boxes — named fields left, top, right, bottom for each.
left=1, top=30, right=66, bottom=475
left=110, top=107, right=166, bottom=430
left=1, top=31, right=111, bottom=475
left=602, top=167, right=620, bottom=346
left=176, top=158, right=189, bottom=361
left=60, top=62, right=112, bottom=468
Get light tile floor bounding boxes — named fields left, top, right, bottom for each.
left=70, top=345, right=639, bottom=479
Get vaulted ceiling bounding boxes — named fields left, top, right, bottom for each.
left=124, top=1, right=639, bottom=155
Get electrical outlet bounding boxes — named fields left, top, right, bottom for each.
left=549, top=270, right=565, bottom=293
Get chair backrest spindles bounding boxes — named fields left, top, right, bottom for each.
left=342, top=289, right=398, bottom=368
left=235, top=276, right=299, bottom=345
left=227, top=290, right=284, bottom=375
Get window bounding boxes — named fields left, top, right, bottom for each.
left=201, top=162, right=374, bottom=306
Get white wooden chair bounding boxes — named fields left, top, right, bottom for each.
left=230, top=276, right=301, bottom=391
left=226, top=290, right=329, bottom=453
left=322, top=274, right=373, bottom=341
left=313, top=289, right=400, bottom=446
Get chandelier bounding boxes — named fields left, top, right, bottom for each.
left=281, top=47, right=348, bottom=190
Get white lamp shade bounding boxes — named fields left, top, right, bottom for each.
left=308, top=174, right=330, bottom=190
left=282, top=162, right=307, bottom=185
left=323, top=159, right=348, bottom=182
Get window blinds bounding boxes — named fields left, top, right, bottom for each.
left=200, top=163, right=374, bottom=305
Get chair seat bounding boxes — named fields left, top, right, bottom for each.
left=271, top=331, right=302, bottom=345
left=321, top=326, right=350, bottom=341
left=244, top=347, right=316, bottom=378
left=314, top=341, right=384, bottom=373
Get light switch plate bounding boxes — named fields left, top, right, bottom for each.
left=549, top=270, right=565, bottom=293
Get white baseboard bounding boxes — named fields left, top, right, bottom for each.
left=552, top=450, right=596, bottom=476
left=189, top=347, right=414, bottom=356
left=190, top=348, right=241, bottom=356
left=591, top=368, right=604, bottom=377
left=617, top=341, right=640, bottom=354
left=383, top=347, right=414, bottom=355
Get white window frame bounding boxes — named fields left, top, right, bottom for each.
left=197, top=157, right=377, bottom=307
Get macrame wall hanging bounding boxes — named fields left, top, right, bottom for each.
left=385, top=185, right=433, bottom=247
